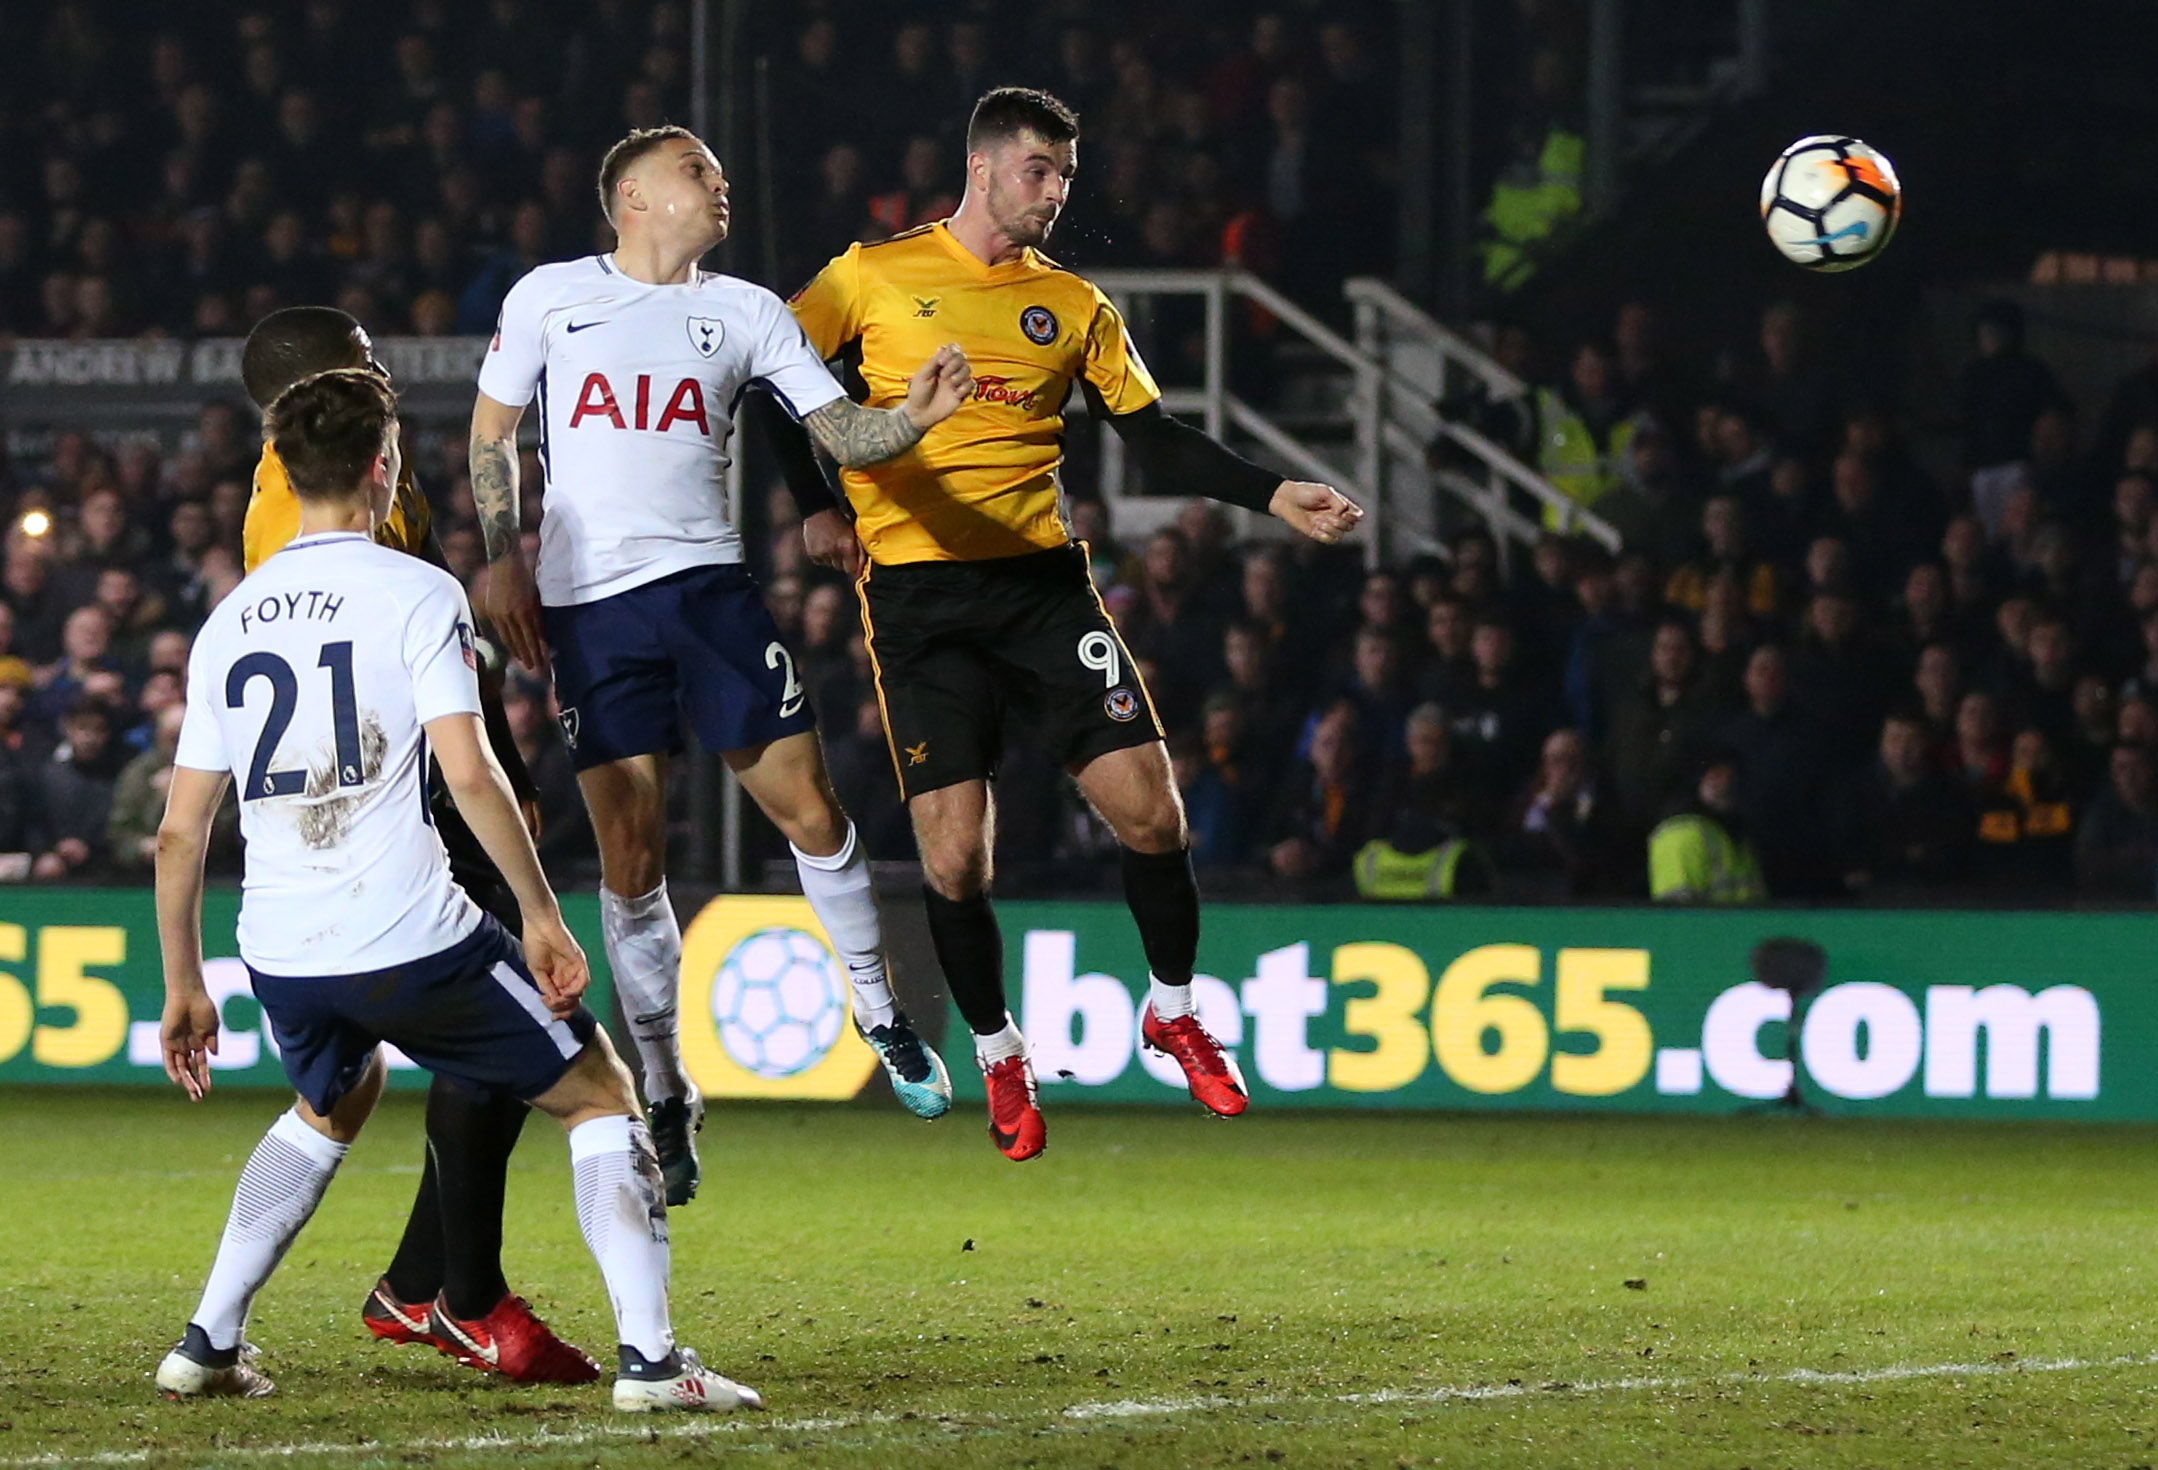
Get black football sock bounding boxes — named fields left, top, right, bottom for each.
left=382, top=1110, right=448, bottom=1308
left=921, top=885, right=1010, bottom=1035
left=1120, top=844, right=1200, bottom=987
left=425, top=1076, right=529, bottom=1320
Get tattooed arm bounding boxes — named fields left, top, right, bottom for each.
left=469, top=392, right=524, bottom=562
left=469, top=391, right=548, bottom=671
left=800, top=343, right=974, bottom=467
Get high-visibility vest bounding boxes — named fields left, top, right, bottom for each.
left=1353, top=838, right=1493, bottom=901
left=1648, top=813, right=1767, bottom=904
left=1536, top=388, right=1637, bottom=527
left=1480, top=126, right=1586, bottom=290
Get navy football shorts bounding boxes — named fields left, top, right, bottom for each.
left=248, top=915, right=598, bottom=1115
left=542, top=564, right=817, bottom=771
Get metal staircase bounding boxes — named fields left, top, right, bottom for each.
left=1082, top=270, right=1619, bottom=572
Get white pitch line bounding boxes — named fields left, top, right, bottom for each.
left=4, top=1351, right=2146, bottom=1468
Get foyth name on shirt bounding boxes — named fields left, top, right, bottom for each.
left=236, top=589, right=347, bottom=634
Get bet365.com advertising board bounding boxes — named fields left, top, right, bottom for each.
left=2, top=891, right=2152, bottom=1120
left=966, top=904, right=2147, bottom=1120
left=0, top=890, right=620, bottom=1092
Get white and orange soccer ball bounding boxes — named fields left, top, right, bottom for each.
left=1759, top=135, right=1902, bottom=271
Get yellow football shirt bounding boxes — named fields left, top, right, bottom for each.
left=789, top=221, right=1161, bottom=565
left=242, top=443, right=434, bottom=573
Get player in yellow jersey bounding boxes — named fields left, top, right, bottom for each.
left=786, top=88, right=1362, bottom=1161
left=234, top=307, right=596, bottom=1382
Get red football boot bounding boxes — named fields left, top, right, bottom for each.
left=362, top=1277, right=447, bottom=1349
left=427, top=1294, right=602, bottom=1384
left=1141, top=1003, right=1250, bottom=1117
left=982, top=1053, right=1047, bottom=1162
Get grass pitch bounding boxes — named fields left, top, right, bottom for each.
left=0, top=1088, right=2152, bottom=1468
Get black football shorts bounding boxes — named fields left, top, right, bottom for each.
left=858, top=543, right=1163, bottom=800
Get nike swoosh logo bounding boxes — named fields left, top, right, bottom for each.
left=437, top=1315, right=499, bottom=1366
left=1808, top=220, right=1870, bottom=245
left=566, top=320, right=606, bottom=333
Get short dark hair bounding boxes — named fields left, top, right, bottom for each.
left=266, top=369, right=398, bottom=501
left=966, top=87, right=1079, bottom=153
left=242, top=306, right=367, bottom=408
left=597, top=125, right=702, bottom=222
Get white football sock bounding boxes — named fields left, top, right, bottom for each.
left=791, top=822, right=897, bottom=1030
left=1148, top=976, right=1197, bottom=1020
left=973, top=1015, right=1027, bottom=1067
left=192, top=1109, right=347, bottom=1351
left=600, top=882, right=690, bottom=1104
left=569, top=1114, right=674, bottom=1363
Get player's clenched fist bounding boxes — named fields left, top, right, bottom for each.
left=903, top=343, right=975, bottom=430
left=522, top=915, right=591, bottom=1018
left=1269, top=480, right=1365, bottom=546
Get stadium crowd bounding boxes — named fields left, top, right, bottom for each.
left=0, top=0, right=1400, bottom=342
left=4, top=1, right=2157, bottom=908
left=10, top=287, right=2158, bottom=912
left=814, top=293, right=2158, bottom=908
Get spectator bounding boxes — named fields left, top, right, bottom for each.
left=31, top=605, right=124, bottom=725
left=1609, top=618, right=1717, bottom=833
left=0, top=605, right=33, bottom=691
left=1663, top=495, right=1779, bottom=620
left=2074, top=742, right=2158, bottom=899
left=1334, top=624, right=1417, bottom=768
left=1951, top=690, right=2008, bottom=790
left=0, top=681, right=47, bottom=878
left=106, top=703, right=184, bottom=873
left=1961, top=299, right=2069, bottom=474
left=35, top=699, right=123, bottom=881
left=1846, top=709, right=1976, bottom=900
left=1218, top=620, right=1301, bottom=762
left=4, top=547, right=66, bottom=664
left=1501, top=727, right=1623, bottom=898
left=794, top=583, right=857, bottom=722
left=1119, top=529, right=1222, bottom=730
left=1416, top=593, right=1477, bottom=707
left=865, top=135, right=958, bottom=240
left=1974, top=726, right=2077, bottom=894
left=1648, top=748, right=1766, bottom=904
left=1719, top=644, right=1833, bottom=896
left=1788, top=590, right=1893, bottom=762
left=1260, top=701, right=1368, bottom=890
left=1447, top=616, right=1555, bottom=795
left=1372, top=702, right=1488, bottom=854
left=1172, top=708, right=1252, bottom=875
left=1535, top=341, right=1639, bottom=526
left=1561, top=548, right=1647, bottom=741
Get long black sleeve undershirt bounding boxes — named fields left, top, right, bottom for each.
left=748, top=385, right=1280, bottom=519
left=1100, top=398, right=1279, bottom=512
left=743, top=381, right=848, bottom=520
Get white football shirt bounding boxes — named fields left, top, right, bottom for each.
left=477, top=254, right=847, bottom=606
left=176, top=533, right=485, bottom=974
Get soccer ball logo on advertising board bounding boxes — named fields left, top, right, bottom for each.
left=677, top=896, right=880, bottom=1099
left=711, top=926, right=848, bottom=1079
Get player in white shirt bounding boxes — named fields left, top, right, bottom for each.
left=470, top=126, right=973, bottom=1201
left=155, top=370, right=756, bottom=1412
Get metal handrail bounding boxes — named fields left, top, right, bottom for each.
left=1085, top=268, right=1623, bottom=564
left=1344, top=277, right=1527, bottom=399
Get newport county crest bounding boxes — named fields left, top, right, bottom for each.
left=1104, top=688, right=1139, bottom=722
left=687, top=315, right=725, bottom=358
left=1020, top=305, right=1058, bottom=345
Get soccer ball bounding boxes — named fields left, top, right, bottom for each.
left=1759, top=135, right=1901, bottom=272
left=710, top=926, right=848, bottom=1078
